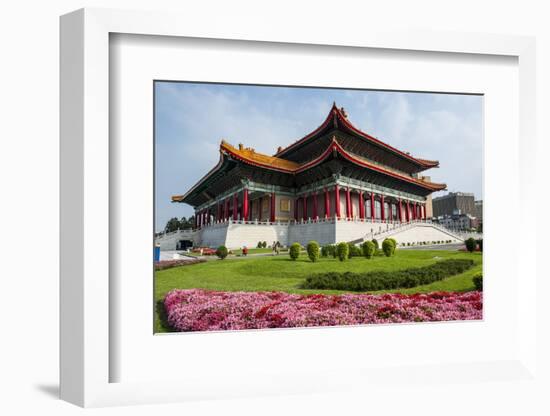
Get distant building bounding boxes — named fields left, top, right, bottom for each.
left=435, top=213, right=478, bottom=231
left=474, top=200, right=483, bottom=222
left=432, top=192, right=476, bottom=217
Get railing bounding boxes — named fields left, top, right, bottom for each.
left=192, top=215, right=420, bottom=230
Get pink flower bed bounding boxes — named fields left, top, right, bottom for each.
left=164, top=289, right=482, bottom=332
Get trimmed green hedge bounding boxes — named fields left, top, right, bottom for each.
left=306, top=241, right=320, bottom=262
left=361, top=240, right=376, bottom=259
left=301, top=259, right=475, bottom=291
left=215, top=245, right=228, bottom=260
left=289, top=242, right=301, bottom=260
left=473, top=274, right=483, bottom=291
left=336, top=242, right=349, bottom=261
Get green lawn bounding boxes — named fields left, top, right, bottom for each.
left=155, top=250, right=482, bottom=332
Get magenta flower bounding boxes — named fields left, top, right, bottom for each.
left=164, top=289, right=482, bottom=332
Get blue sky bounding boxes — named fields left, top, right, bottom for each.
left=155, top=82, right=483, bottom=232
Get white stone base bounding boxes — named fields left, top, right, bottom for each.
left=154, top=220, right=466, bottom=250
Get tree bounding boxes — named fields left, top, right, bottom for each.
left=164, top=217, right=181, bottom=233
left=465, top=237, right=477, bottom=253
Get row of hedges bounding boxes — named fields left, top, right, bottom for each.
left=300, top=258, right=475, bottom=291
left=402, top=240, right=453, bottom=246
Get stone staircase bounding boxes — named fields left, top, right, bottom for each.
left=349, top=220, right=466, bottom=246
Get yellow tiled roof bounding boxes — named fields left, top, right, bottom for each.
left=220, top=141, right=300, bottom=171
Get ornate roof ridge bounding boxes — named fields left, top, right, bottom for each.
left=274, top=103, right=439, bottom=169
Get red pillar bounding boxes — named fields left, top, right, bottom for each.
left=302, top=194, right=308, bottom=220
left=294, top=197, right=298, bottom=221
left=334, top=185, right=341, bottom=218
left=406, top=201, right=410, bottom=222
left=270, top=192, right=276, bottom=223
left=313, top=192, right=318, bottom=219
left=232, top=193, right=238, bottom=220
left=413, top=202, right=417, bottom=220
left=242, top=189, right=249, bottom=223
left=258, top=197, right=262, bottom=221
left=380, top=195, right=385, bottom=222
left=398, top=199, right=403, bottom=223
left=345, top=188, right=351, bottom=219
left=324, top=188, right=330, bottom=218
left=370, top=193, right=375, bottom=221
left=359, top=191, right=365, bottom=219
left=422, top=204, right=426, bottom=220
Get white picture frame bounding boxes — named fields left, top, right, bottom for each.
left=60, top=8, right=539, bottom=408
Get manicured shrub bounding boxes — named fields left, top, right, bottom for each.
left=215, top=245, right=228, bottom=260
left=348, top=243, right=362, bottom=258
left=336, top=242, right=349, bottom=261
left=257, top=241, right=263, bottom=248
left=465, top=238, right=477, bottom=252
left=382, top=239, right=394, bottom=257
left=306, top=241, right=320, bottom=262
left=262, top=241, right=267, bottom=248
left=477, top=239, right=483, bottom=252
left=301, top=259, right=475, bottom=291
left=321, top=244, right=336, bottom=258
left=362, top=240, right=376, bottom=259
left=371, top=239, right=379, bottom=250
left=388, top=238, right=397, bottom=254
left=472, top=274, right=483, bottom=291
left=289, top=242, right=301, bottom=260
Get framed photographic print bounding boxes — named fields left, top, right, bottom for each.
left=154, top=80, right=483, bottom=334
left=60, top=7, right=540, bottom=409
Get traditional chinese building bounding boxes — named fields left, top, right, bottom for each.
left=171, top=104, right=452, bottom=249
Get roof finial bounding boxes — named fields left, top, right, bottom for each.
left=340, top=107, right=348, bottom=118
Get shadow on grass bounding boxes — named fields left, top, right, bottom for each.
left=155, top=298, right=177, bottom=333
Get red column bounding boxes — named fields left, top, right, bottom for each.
left=232, top=193, right=238, bottom=220
left=388, top=201, right=392, bottom=222
left=302, top=194, right=308, bottom=221
left=294, top=197, right=298, bottom=221
left=413, top=202, right=417, bottom=220
left=380, top=195, right=385, bottom=222
left=258, top=197, right=262, bottom=221
left=359, top=191, right=365, bottom=219
left=334, top=185, right=341, bottom=218
left=313, top=192, right=318, bottom=219
left=324, top=188, right=330, bottom=218
left=406, top=201, right=410, bottom=222
left=242, top=189, right=249, bottom=222
left=345, top=188, right=351, bottom=219
left=270, top=192, right=276, bottom=223
left=398, top=199, right=402, bottom=223
left=422, top=204, right=426, bottom=220
left=370, top=193, right=375, bottom=220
